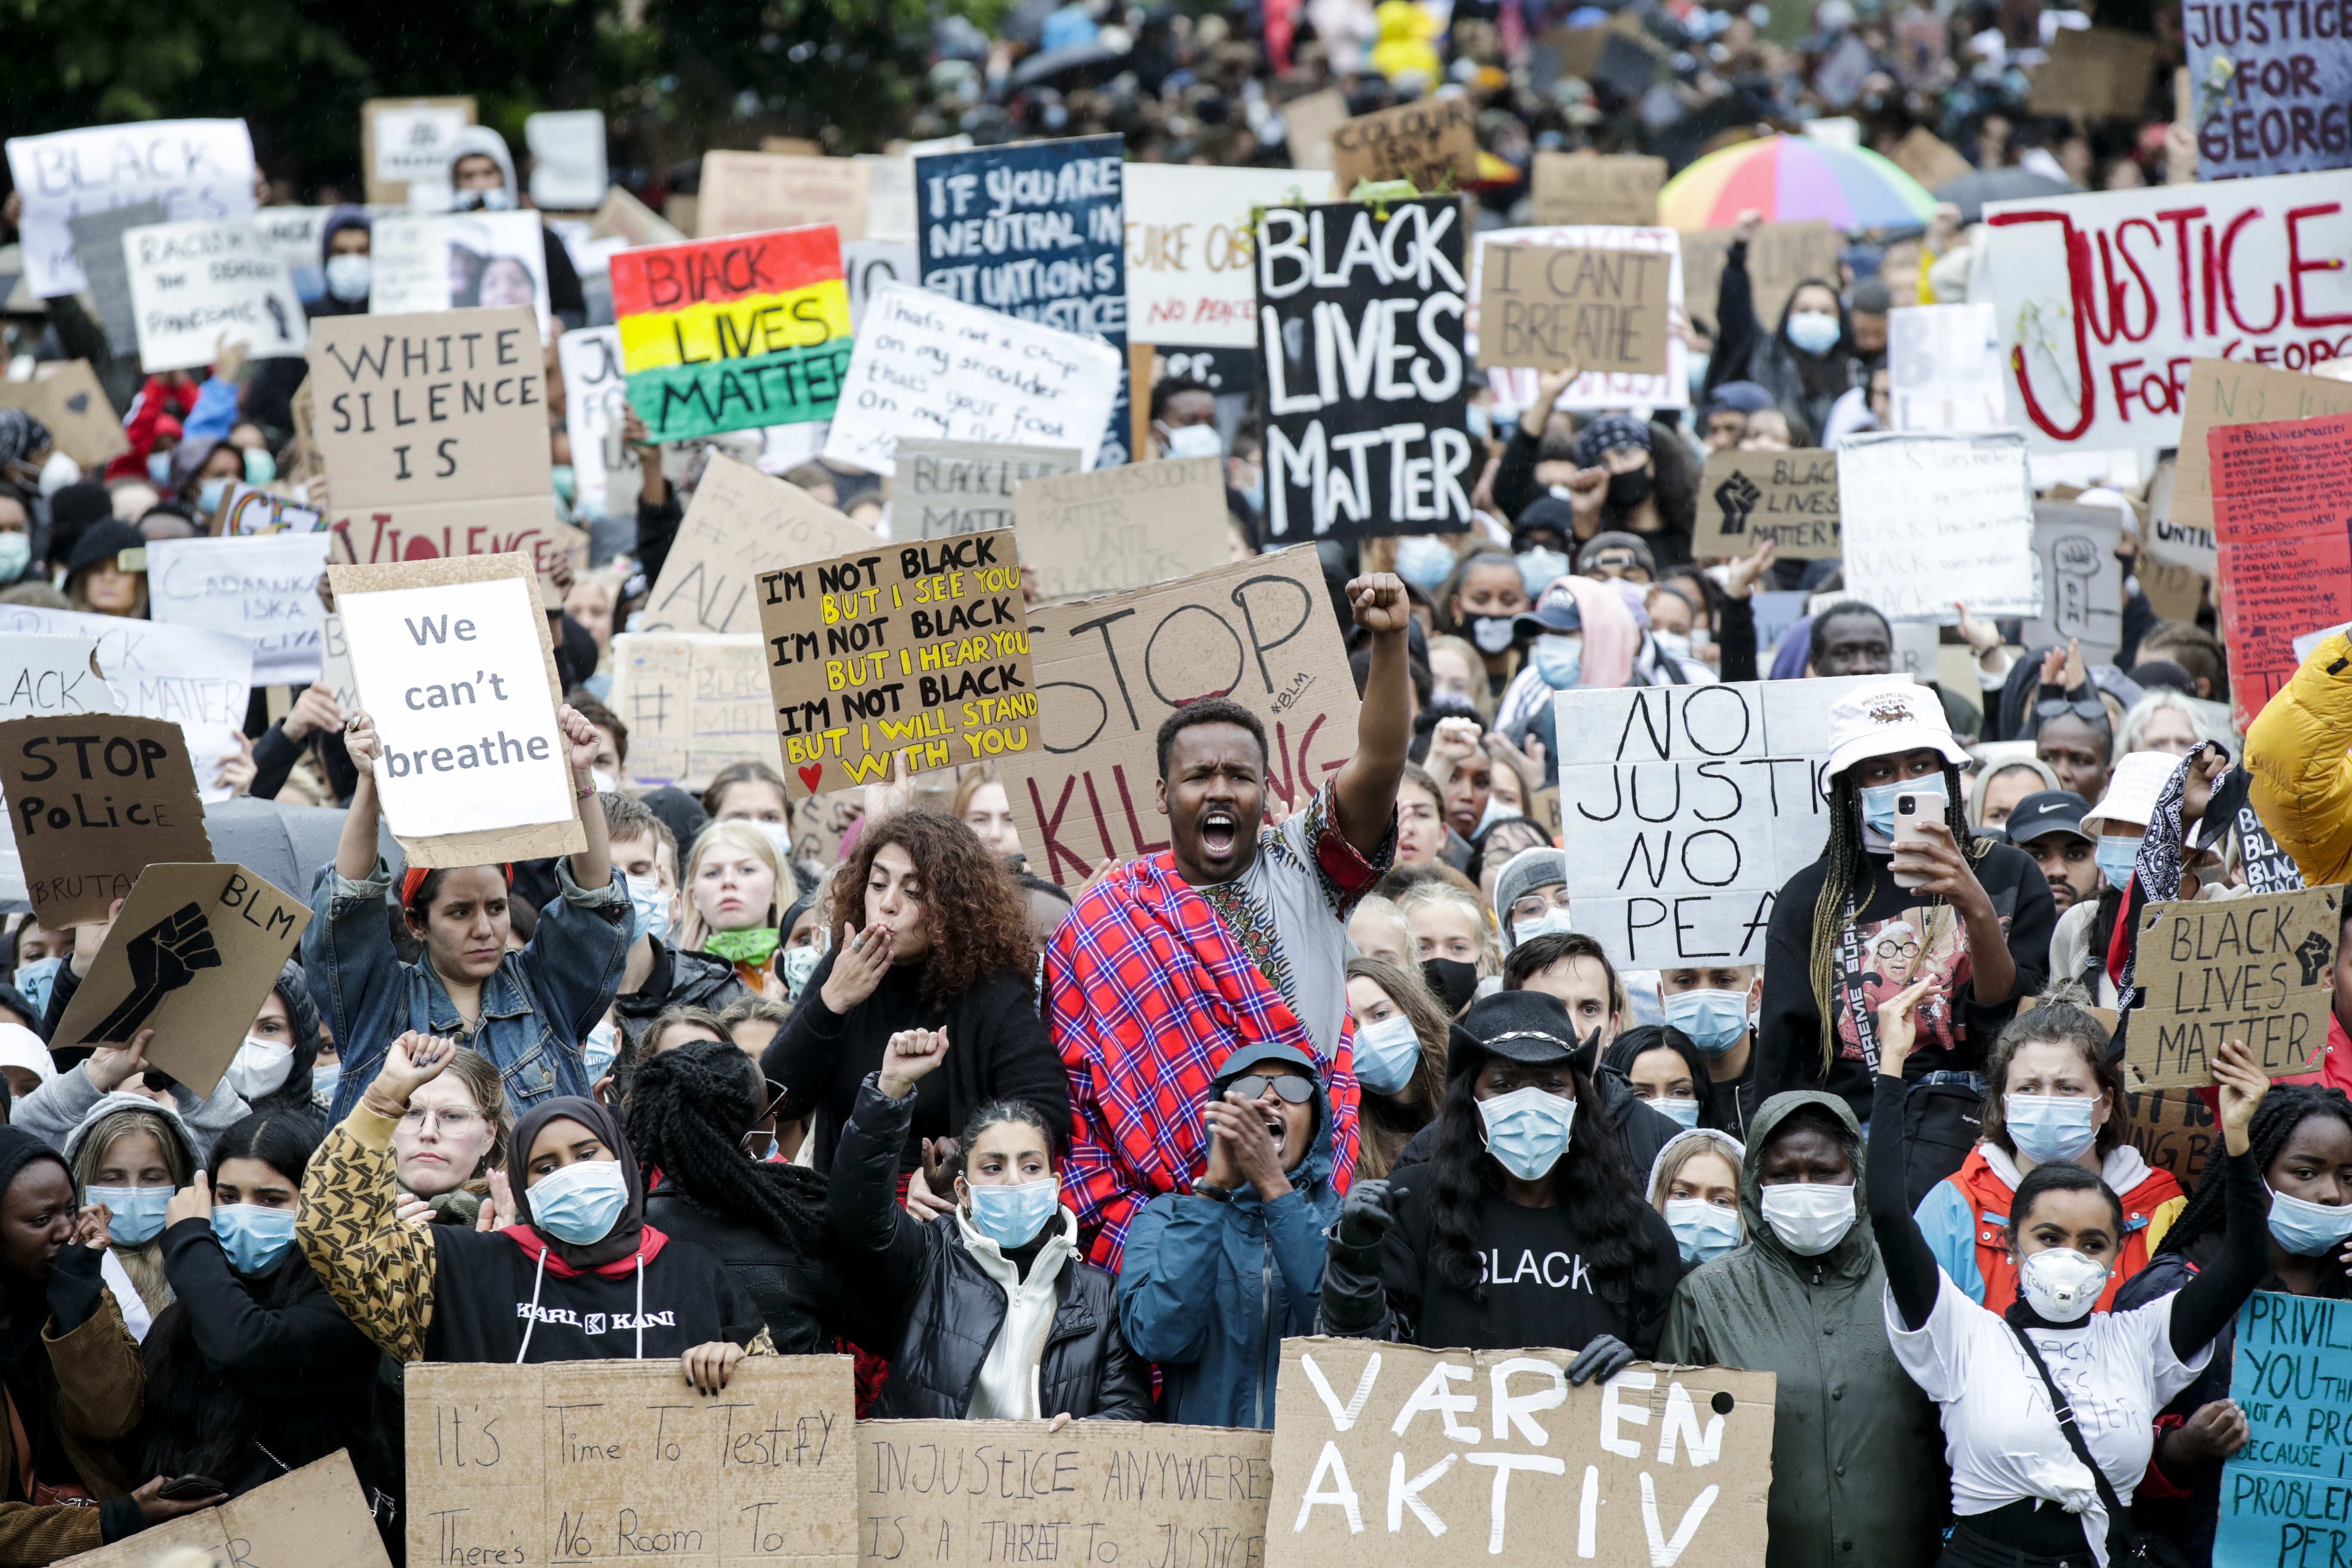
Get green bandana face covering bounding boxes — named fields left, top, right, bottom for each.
left=704, top=926, right=781, bottom=967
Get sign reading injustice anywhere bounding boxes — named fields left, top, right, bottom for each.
left=1476, top=243, right=1670, bottom=376
left=2216, top=1293, right=2352, bottom=1562
left=1013, top=456, right=1229, bottom=599
left=2209, top=412, right=2352, bottom=733
left=757, top=530, right=1036, bottom=797
left=898, top=438, right=1080, bottom=540
left=2116, top=1084, right=2220, bottom=1191
left=2186, top=3, right=2352, bottom=179
left=1691, top=448, right=1840, bottom=558
left=1838, top=431, right=2040, bottom=620
left=2127, top=886, right=2340, bottom=1089
left=1329, top=98, right=1482, bottom=192
left=0, top=714, right=209, bottom=928
left=1257, top=197, right=1472, bottom=543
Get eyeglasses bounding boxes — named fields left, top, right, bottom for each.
left=1228, top=1075, right=1315, bottom=1105
left=398, top=1107, right=484, bottom=1136
left=1509, top=890, right=1572, bottom=923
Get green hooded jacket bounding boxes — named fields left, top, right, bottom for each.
left=1657, top=1090, right=1947, bottom=1568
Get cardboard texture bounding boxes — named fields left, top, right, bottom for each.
left=1676, top=221, right=1843, bottom=333
left=64, top=199, right=165, bottom=357
left=2136, top=553, right=2205, bottom=624
left=642, top=454, right=878, bottom=635
left=306, top=306, right=548, bottom=505
left=327, top=552, right=585, bottom=868
left=757, top=528, right=1035, bottom=798
left=1529, top=152, right=1666, bottom=228
left=1838, top=431, right=2040, bottom=620
left=1125, top=164, right=1330, bottom=348
left=2116, top=1084, right=2220, bottom=1192
left=1329, top=98, right=1482, bottom=192
left=899, top=438, right=1081, bottom=541
left=54, top=1451, right=388, bottom=1568
left=1266, top=1337, right=1774, bottom=1568
left=404, top=1355, right=856, bottom=1568
left=361, top=97, right=476, bottom=205
left=49, top=860, right=309, bottom=1096
left=2174, top=359, right=2352, bottom=566
left=859, top=1419, right=1273, bottom=1568
left=2217, top=1294, right=2352, bottom=1559
left=2023, top=502, right=2126, bottom=663
left=0, top=714, right=210, bottom=927
left=606, top=632, right=776, bottom=789
left=1691, top=448, right=1841, bottom=559
left=1887, top=126, right=1974, bottom=190
left=1472, top=225, right=1689, bottom=413
left=1014, top=455, right=1229, bottom=599
left=2128, top=886, right=2342, bottom=1089
left=590, top=186, right=687, bottom=249
left=2210, top=412, right=2352, bottom=732
left=2028, top=26, right=2159, bottom=118
left=697, top=152, right=870, bottom=241
left=1000, top=546, right=1358, bottom=884
left=1280, top=89, right=1349, bottom=171
left=790, top=786, right=866, bottom=869
left=0, top=361, right=130, bottom=467
left=1477, top=242, right=1670, bottom=376
left=329, top=496, right=587, bottom=608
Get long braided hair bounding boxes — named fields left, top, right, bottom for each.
left=1808, top=760, right=1992, bottom=1076
left=2156, top=1083, right=2352, bottom=1298
left=624, top=1041, right=829, bottom=1252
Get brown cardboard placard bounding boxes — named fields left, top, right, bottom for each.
left=698, top=151, right=870, bottom=241
left=1477, top=242, right=1671, bottom=375
left=1281, top=88, right=1351, bottom=172
left=588, top=185, right=686, bottom=248
left=2027, top=26, right=2160, bottom=119
left=1001, top=546, right=1358, bottom=885
left=642, top=454, right=878, bottom=635
left=361, top=96, right=478, bottom=207
left=2172, top=359, right=2352, bottom=556
left=1013, top=454, right=1230, bottom=599
left=1528, top=784, right=1562, bottom=841
left=327, top=495, right=588, bottom=608
left=55, top=1450, right=389, bottom=1568
left=2127, top=886, right=2342, bottom=1089
left=1266, top=1337, right=1775, bottom=1568
left=0, top=714, right=212, bottom=927
left=0, top=360, right=129, bottom=468
left=1888, top=126, right=1974, bottom=191
left=326, top=551, right=585, bottom=868
left=405, top=1355, right=856, bottom=1568
left=860, top=1419, right=1272, bottom=1568
left=1330, top=98, right=1481, bottom=192
left=1675, top=221, right=1843, bottom=331
left=1692, top=447, right=1842, bottom=559
left=605, top=631, right=777, bottom=790
left=899, top=437, right=1082, bottom=541
left=2116, top=1083, right=2220, bottom=1193
left=1529, top=152, right=1667, bottom=228
left=50, top=861, right=310, bottom=1097
left=2137, top=553, right=2205, bottom=623
left=757, top=528, right=1034, bottom=798
left=306, top=306, right=550, bottom=508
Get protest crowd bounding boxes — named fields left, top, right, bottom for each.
left=0, top=0, right=2349, bottom=1562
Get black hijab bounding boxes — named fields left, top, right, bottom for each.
left=0, top=1130, right=72, bottom=1364
left=508, top=1096, right=648, bottom=1271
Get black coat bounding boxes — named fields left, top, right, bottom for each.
left=824, top=1078, right=1153, bottom=1422
left=614, top=945, right=747, bottom=1051
left=643, top=1188, right=856, bottom=1355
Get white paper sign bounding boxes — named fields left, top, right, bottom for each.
left=1888, top=302, right=2004, bottom=432
left=525, top=110, right=607, bottom=211
left=370, top=211, right=550, bottom=331
left=842, top=240, right=919, bottom=331
left=0, top=634, right=126, bottom=903
left=1473, top=224, right=1690, bottom=412
left=1838, top=430, right=2040, bottom=621
left=319, top=613, right=358, bottom=712
left=337, top=575, right=573, bottom=836
left=122, top=219, right=308, bottom=372
left=146, top=533, right=335, bottom=686
left=1125, top=164, right=1328, bottom=347
left=1556, top=675, right=1906, bottom=967
left=6, top=119, right=258, bottom=298
left=556, top=325, right=638, bottom=520
left=372, top=105, right=471, bottom=184
left=822, top=282, right=1124, bottom=477
left=0, top=607, right=252, bottom=801
left=2023, top=501, right=2125, bottom=663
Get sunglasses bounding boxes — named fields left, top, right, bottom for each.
left=1228, top=1074, right=1315, bottom=1104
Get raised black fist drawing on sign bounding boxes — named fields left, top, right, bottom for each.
left=2297, top=929, right=2334, bottom=989
left=1713, top=472, right=1761, bottom=537
left=80, top=902, right=221, bottom=1045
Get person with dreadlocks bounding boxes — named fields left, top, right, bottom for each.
left=1754, top=678, right=2056, bottom=1131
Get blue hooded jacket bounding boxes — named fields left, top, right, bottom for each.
left=1115, top=1041, right=1341, bottom=1429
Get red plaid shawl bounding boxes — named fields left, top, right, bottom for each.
left=1049, top=785, right=1378, bottom=1268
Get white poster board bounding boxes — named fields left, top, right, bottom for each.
left=6, top=119, right=258, bottom=298
left=371, top=212, right=551, bottom=332
left=1838, top=430, right=2040, bottom=621
left=1888, top=303, right=2004, bottom=432
left=1472, top=224, right=1690, bottom=412
left=1124, top=163, right=1329, bottom=347
left=122, top=219, right=309, bottom=373
left=2024, top=501, right=2126, bottom=664
left=556, top=325, right=637, bottom=520
left=524, top=110, right=607, bottom=211
left=0, top=607, right=251, bottom=801
left=369, top=102, right=472, bottom=189
left=147, top=533, right=335, bottom=686
left=842, top=240, right=918, bottom=331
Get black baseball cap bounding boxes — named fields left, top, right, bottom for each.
left=2004, top=790, right=2092, bottom=846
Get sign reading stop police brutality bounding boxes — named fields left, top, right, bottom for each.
left=1256, top=196, right=1472, bottom=543
left=1982, top=172, right=2352, bottom=452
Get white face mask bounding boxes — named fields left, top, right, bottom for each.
left=224, top=1038, right=294, bottom=1099
left=1758, top=1181, right=1857, bottom=1255
left=1161, top=422, right=1223, bottom=461
left=2017, top=1246, right=2109, bottom=1322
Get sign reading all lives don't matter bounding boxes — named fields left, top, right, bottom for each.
left=758, top=530, right=1036, bottom=798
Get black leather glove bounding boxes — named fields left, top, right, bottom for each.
left=1565, top=1333, right=1635, bottom=1387
left=1331, top=1177, right=1406, bottom=1263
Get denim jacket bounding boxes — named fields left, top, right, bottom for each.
left=306, top=856, right=631, bottom=1124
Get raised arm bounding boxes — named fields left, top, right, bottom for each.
left=1333, top=573, right=1410, bottom=858
left=2168, top=1041, right=2273, bottom=1360
left=1869, top=980, right=1944, bottom=1331
left=557, top=704, right=612, bottom=889
left=334, top=710, right=385, bottom=879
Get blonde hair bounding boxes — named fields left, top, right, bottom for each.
left=2117, top=689, right=2217, bottom=756
left=1348, top=894, right=1415, bottom=965
left=679, top=819, right=787, bottom=950
left=1967, top=757, right=2059, bottom=827
left=1645, top=1128, right=1747, bottom=1213
left=1397, top=881, right=1503, bottom=978
left=951, top=764, right=1001, bottom=822
left=1424, top=633, right=1495, bottom=724
left=439, top=1046, right=513, bottom=1177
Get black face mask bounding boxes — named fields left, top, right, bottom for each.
left=1422, top=956, right=1481, bottom=1015
left=1606, top=466, right=1654, bottom=511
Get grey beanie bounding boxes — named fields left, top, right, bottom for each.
left=1493, top=847, right=1567, bottom=943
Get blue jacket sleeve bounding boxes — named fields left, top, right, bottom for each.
left=1912, top=1180, right=1986, bottom=1305
left=303, top=858, right=404, bottom=1123
left=513, top=855, right=632, bottom=1049
left=1263, top=1189, right=1332, bottom=1332
left=1115, top=1195, right=1225, bottom=1366
left=181, top=374, right=241, bottom=444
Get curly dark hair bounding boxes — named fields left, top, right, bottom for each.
left=826, top=808, right=1037, bottom=1008
left=626, top=1040, right=830, bottom=1253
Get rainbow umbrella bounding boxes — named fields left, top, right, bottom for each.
left=1659, top=135, right=1937, bottom=232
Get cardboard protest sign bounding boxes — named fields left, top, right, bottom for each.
left=1676, top=222, right=1840, bottom=339
left=824, top=282, right=1125, bottom=476
left=1887, top=303, right=2006, bottom=432
left=860, top=1419, right=1272, bottom=1568
left=1983, top=173, right=2352, bottom=452
left=591, top=185, right=686, bottom=249
left=1478, top=242, right=1670, bottom=376
left=5, top=119, right=257, bottom=297
left=1258, top=198, right=1472, bottom=543
left=1280, top=89, right=1348, bottom=170
left=1555, top=676, right=1893, bottom=967
left=611, top=225, right=853, bottom=442
left=2209, top=412, right=2352, bottom=732
left=331, top=553, right=580, bottom=861
left=1472, top=226, right=1688, bottom=415
left=50, top=861, right=308, bottom=1095
left=0, top=361, right=129, bottom=468
left=2217, top=1293, right=2352, bottom=1561
left=2173, top=358, right=2352, bottom=567
left=146, top=533, right=334, bottom=686
left=66, top=200, right=163, bottom=356
left=2024, top=502, right=2126, bottom=663
left=0, top=714, right=209, bottom=927
left=369, top=211, right=550, bottom=330
left=1887, top=126, right=1974, bottom=190
left=2126, top=886, right=2341, bottom=1088
left=898, top=438, right=1081, bottom=540
left=556, top=325, right=638, bottom=520
left=1267, top=1337, right=1774, bottom=1568
left=2187, top=5, right=2352, bottom=178
left=213, top=486, right=327, bottom=537
left=122, top=219, right=308, bottom=373
left=606, top=632, right=774, bottom=788
left=1692, top=448, right=1840, bottom=559
left=361, top=97, right=475, bottom=205
left=641, top=454, right=877, bottom=635
left=916, top=136, right=1131, bottom=465
left=1000, top=546, right=1357, bottom=884
left=1014, top=456, right=1228, bottom=600
left=1838, top=432, right=2040, bottom=621
left=405, top=1354, right=854, bottom=1568
left=2027, top=25, right=2159, bottom=117
left=1529, top=152, right=1666, bottom=227
left=0, top=634, right=122, bottom=908
left=0, top=605, right=252, bottom=802
left=524, top=109, right=606, bottom=210
left=53, top=1450, right=388, bottom=1568
left=1329, top=98, right=1481, bottom=191
left=2116, top=1084, right=2220, bottom=1192
left=698, top=151, right=869, bottom=241
left=756, top=529, right=1035, bottom=796
left=1124, top=163, right=1326, bottom=348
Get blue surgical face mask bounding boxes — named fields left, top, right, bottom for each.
left=965, top=1174, right=1060, bottom=1250
left=197, top=478, right=228, bottom=516
left=1478, top=1084, right=1577, bottom=1181
left=624, top=873, right=671, bottom=946
left=12, top=958, right=60, bottom=1022
left=323, top=253, right=372, bottom=303
left=1511, top=907, right=1574, bottom=948
left=1352, top=1014, right=1423, bottom=1095
left=780, top=943, right=822, bottom=1001
left=311, top=1060, right=340, bottom=1106
left=1664, top=1196, right=1741, bottom=1265
left=1395, top=534, right=1456, bottom=591
left=1516, top=547, right=1569, bottom=600
left=1531, top=634, right=1583, bottom=690
left=526, top=1158, right=629, bottom=1245
left=1859, top=775, right=1948, bottom=840
left=212, top=1203, right=298, bottom=1274
left=2095, top=834, right=2143, bottom=891
left=147, top=451, right=172, bottom=486
left=1664, top=987, right=1752, bottom=1056
left=1652, top=1096, right=1701, bottom=1128
left=0, top=532, right=29, bottom=584
left=86, top=1185, right=172, bottom=1246
left=2267, top=1186, right=2352, bottom=1256
left=243, top=447, right=276, bottom=485
left=1467, top=405, right=1492, bottom=440
left=2005, top=1093, right=2098, bottom=1165
left=583, top=1018, right=619, bottom=1083
left=1786, top=309, right=1842, bottom=355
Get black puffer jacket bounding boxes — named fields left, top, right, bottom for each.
left=614, top=945, right=746, bottom=1051
left=824, top=1077, right=1153, bottom=1421
left=643, top=1188, right=855, bottom=1355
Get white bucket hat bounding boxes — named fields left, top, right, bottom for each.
left=2081, top=750, right=2179, bottom=834
left=1820, top=678, right=1971, bottom=792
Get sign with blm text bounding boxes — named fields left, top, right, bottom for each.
left=122, top=219, right=308, bottom=373
left=53, top=1451, right=387, bottom=1568
left=757, top=530, right=1036, bottom=798
left=1477, top=243, right=1670, bottom=377
left=1257, top=197, right=1473, bottom=543
left=1529, top=152, right=1666, bottom=227
left=0, top=715, right=210, bottom=928
left=1267, top=1338, right=1773, bottom=1568
left=1692, top=449, right=1840, bottom=559
left=1001, top=547, right=1357, bottom=885
left=899, top=438, right=1080, bottom=540
left=1329, top=98, right=1482, bottom=192
left=2217, top=1294, right=2352, bottom=1564
left=1125, top=163, right=1326, bottom=348
left=1555, top=677, right=1895, bottom=968
left=606, top=633, right=773, bottom=790
left=1473, top=227, right=1688, bottom=413
left=1014, top=456, right=1229, bottom=599
left=641, top=454, right=878, bottom=635
left=5, top=119, right=257, bottom=297
left=2126, top=886, right=2340, bottom=1089
left=1838, top=431, right=2039, bottom=621
left=2210, top=412, right=2352, bottom=733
